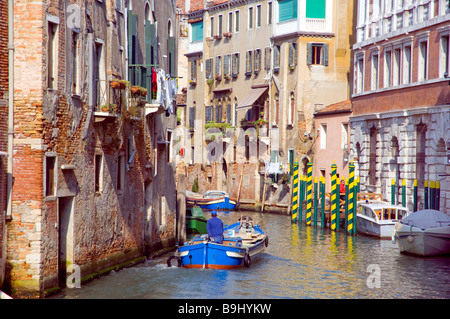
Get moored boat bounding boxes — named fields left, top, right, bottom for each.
left=167, top=216, right=268, bottom=269
left=392, top=209, right=450, bottom=256
left=186, top=190, right=237, bottom=211
left=356, top=202, right=410, bottom=238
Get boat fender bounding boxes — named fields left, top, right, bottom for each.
left=407, top=235, right=414, bottom=243
left=167, top=255, right=182, bottom=268
left=265, top=236, right=269, bottom=247
left=391, top=231, right=396, bottom=244
left=243, top=253, right=251, bottom=268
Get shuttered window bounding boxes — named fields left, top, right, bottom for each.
left=190, top=59, right=197, bottom=81
left=205, top=106, right=213, bottom=122
left=232, top=53, right=240, bottom=77
left=206, top=58, right=213, bottom=79
left=265, top=47, right=271, bottom=70
left=246, top=50, right=252, bottom=75
left=191, top=21, right=203, bottom=42
left=224, top=54, right=231, bottom=77
left=288, top=43, right=297, bottom=68
left=278, top=0, right=298, bottom=22
left=306, top=43, right=329, bottom=66
left=306, top=0, right=326, bottom=19
left=254, top=49, right=261, bottom=73
left=273, top=45, right=280, bottom=69
left=215, top=56, right=222, bottom=77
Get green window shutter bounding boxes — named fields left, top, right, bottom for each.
left=306, top=0, right=326, bottom=19
left=232, top=53, right=240, bottom=76
left=191, top=21, right=203, bottom=42
left=169, top=36, right=175, bottom=75
left=279, top=0, right=297, bottom=22
left=289, top=43, right=296, bottom=67
left=323, top=43, right=329, bottom=66
left=306, top=43, right=313, bottom=65
left=246, top=51, right=252, bottom=74
left=227, top=104, right=231, bottom=124
left=127, top=11, right=137, bottom=84
left=215, top=56, right=222, bottom=76
left=224, top=54, right=231, bottom=76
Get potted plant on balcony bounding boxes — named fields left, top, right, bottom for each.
left=223, top=32, right=232, bottom=38
left=111, top=79, right=128, bottom=90
left=215, top=74, right=222, bottom=81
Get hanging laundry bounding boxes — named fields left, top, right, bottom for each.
left=151, top=67, right=157, bottom=100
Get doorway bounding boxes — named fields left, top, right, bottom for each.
left=58, top=196, right=74, bottom=287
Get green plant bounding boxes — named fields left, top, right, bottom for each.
left=192, top=178, right=199, bottom=193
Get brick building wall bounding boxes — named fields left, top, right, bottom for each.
left=0, top=0, right=9, bottom=288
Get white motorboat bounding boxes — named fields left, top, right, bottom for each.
left=392, top=209, right=450, bottom=256
left=356, top=202, right=411, bottom=238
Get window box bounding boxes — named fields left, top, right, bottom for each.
left=215, top=75, right=222, bottom=81
left=189, top=79, right=197, bottom=86
left=223, top=32, right=232, bottom=38
left=214, top=34, right=222, bottom=40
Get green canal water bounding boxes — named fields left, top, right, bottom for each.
left=51, top=211, right=450, bottom=299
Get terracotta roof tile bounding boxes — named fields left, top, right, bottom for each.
left=315, top=99, right=352, bottom=115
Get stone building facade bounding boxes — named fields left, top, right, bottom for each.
left=177, top=0, right=354, bottom=209
left=350, top=0, right=450, bottom=212
left=3, top=0, right=178, bottom=298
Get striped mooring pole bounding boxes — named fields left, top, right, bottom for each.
left=430, top=181, right=436, bottom=210
left=320, top=176, right=325, bottom=228
left=402, top=179, right=406, bottom=207
left=306, top=162, right=313, bottom=226
left=314, top=177, right=318, bottom=227
left=344, top=178, right=349, bottom=232
left=424, top=180, right=429, bottom=209
left=291, top=159, right=299, bottom=223
left=330, top=161, right=338, bottom=231
left=391, top=178, right=396, bottom=205
left=347, top=161, right=355, bottom=235
left=413, top=180, right=418, bottom=212
left=436, top=181, right=440, bottom=211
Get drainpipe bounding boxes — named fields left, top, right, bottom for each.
left=6, top=0, right=14, bottom=221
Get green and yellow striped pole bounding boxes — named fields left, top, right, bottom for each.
left=402, top=179, right=406, bottom=208
left=320, top=176, right=325, bottom=228
left=347, top=161, right=355, bottom=235
left=344, top=178, right=349, bottom=232
left=391, top=179, right=396, bottom=205
left=413, top=180, right=418, bottom=212
left=306, top=163, right=313, bottom=226
left=291, top=159, right=299, bottom=223
left=299, top=174, right=304, bottom=224
left=330, top=161, right=337, bottom=231
left=314, top=177, right=318, bottom=227
left=436, top=181, right=440, bottom=211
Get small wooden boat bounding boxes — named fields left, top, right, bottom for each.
left=186, top=206, right=207, bottom=235
left=167, top=216, right=268, bottom=269
left=186, top=190, right=237, bottom=211
left=392, top=209, right=450, bottom=256
left=356, top=202, right=411, bottom=238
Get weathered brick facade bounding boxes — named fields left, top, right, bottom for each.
left=4, top=0, right=178, bottom=298
left=0, top=0, right=9, bottom=289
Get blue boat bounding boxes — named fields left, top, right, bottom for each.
left=167, top=216, right=268, bottom=269
left=186, top=190, right=238, bottom=211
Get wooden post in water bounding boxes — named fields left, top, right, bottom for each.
left=291, top=159, right=299, bottom=224
left=347, top=161, right=355, bottom=235
left=391, top=179, right=396, bottom=205
left=306, top=163, right=313, bottom=226
left=176, top=174, right=187, bottom=246
left=314, top=177, right=318, bottom=227
left=424, top=180, right=428, bottom=209
left=413, top=180, right=418, bottom=212
left=330, top=161, right=337, bottom=231
left=436, top=181, right=440, bottom=211
left=430, top=181, right=435, bottom=210
left=320, top=176, right=325, bottom=228
left=401, top=179, right=406, bottom=207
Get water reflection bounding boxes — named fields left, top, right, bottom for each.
left=52, top=211, right=450, bottom=299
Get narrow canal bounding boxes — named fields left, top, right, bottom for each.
left=52, top=211, right=450, bottom=299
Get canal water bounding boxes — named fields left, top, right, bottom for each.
left=52, top=211, right=450, bottom=299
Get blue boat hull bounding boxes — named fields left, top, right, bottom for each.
left=172, top=220, right=267, bottom=269
left=186, top=196, right=237, bottom=211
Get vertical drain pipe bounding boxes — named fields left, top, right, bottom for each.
left=6, top=0, right=14, bottom=221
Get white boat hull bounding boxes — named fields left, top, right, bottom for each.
left=356, top=215, right=396, bottom=238
left=393, top=224, right=450, bottom=256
